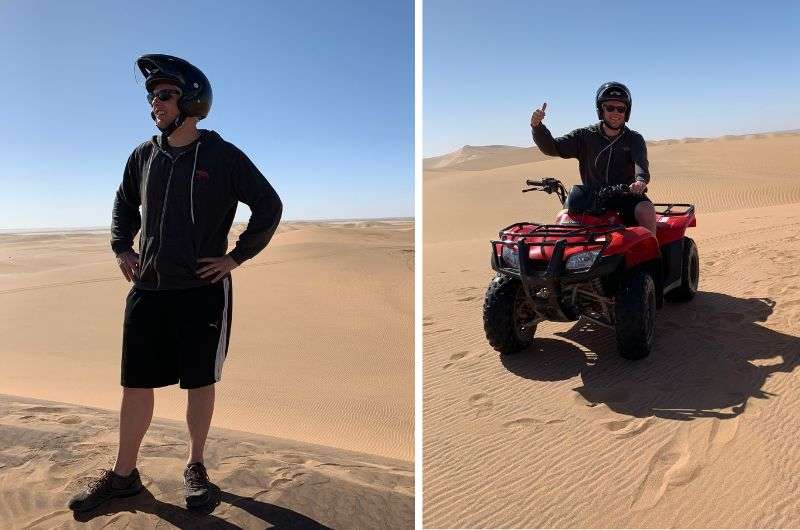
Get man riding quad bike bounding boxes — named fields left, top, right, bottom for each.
left=483, top=177, right=698, bottom=360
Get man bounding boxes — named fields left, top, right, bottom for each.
left=530, top=82, right=656, bottom=234
left=68, top=54, right=283, bottom=512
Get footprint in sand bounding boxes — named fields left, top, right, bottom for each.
left=632, top=436, right=699, bottom=511
left=425, top=327, right=453, bottom=335
left=57, top=415, right=82, bottom=425
left=503, top=417, right=565, bottom=429
left=423, top=316, right=435, bottom=327
left=468, top=393, right=493, bottom=418
left=443, top=351, right=471, bottom=370
left=270, top=469, right=309, bottom=489
left=23, top=406, right=67, bottom=414
left=599, top=417, right=654, bottom=438
left=458, top=296, right=477, bottom=302
left=275, top=452, right=309, bottom=465
left=708, top=417, right=739, bottom=447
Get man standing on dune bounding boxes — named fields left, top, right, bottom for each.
left=530, top=82, right=656, bottom=234
left=68, top=54, right=283, bottom=512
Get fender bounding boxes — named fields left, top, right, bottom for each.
left=603, top=227, right=660, bottom=268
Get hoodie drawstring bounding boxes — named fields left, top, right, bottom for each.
left=190, top=142, right=201, bottom=224
left=594, top=130, right=626, bottom=185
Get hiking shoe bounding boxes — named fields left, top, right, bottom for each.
left=68, top=468, right=143, bottom=512
left=184, top=462, right=211, bottom=508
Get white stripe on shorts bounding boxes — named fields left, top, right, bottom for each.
left=214, top=277, right=231, bottom=381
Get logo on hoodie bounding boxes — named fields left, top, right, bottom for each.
left=195, top=169, right=210, bottom=181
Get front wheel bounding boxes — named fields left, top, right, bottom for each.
left=665, top=237, right=699, bottom=302
left=483, top=275, right=537, bottom=354
left=614, top=270, right=656, bottom=360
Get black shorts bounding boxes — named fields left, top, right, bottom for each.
left=601, top=193, right=651, bottom=226
left=121, top=277, right=233, bottom=389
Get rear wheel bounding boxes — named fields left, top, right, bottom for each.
left=665, top=237, right=699, bottom=302
left=483, top=275, right=537, bottom=354
left=614, top=270, right=656, bottom=360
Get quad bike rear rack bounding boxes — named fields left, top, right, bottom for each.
left=491, top=222, right=627, bottom=321
left=653, top=203, right=694, bottom=216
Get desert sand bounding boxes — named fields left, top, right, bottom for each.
left=0, top=220, right=413, bottom=527
left=423, top=132, right=800, bottom=528
left=0, top=394, right=413, bottom=528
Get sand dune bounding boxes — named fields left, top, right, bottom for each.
left=423, top=133, right=800, bottom=527
left=0, top=394, right=412, bottom=528
left=0, top=219, right=413, bottom=525
left=427, top=130, right=800, bottom=171
left=424, top=145, right=550, bottom=172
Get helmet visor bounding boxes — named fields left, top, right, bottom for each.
left=136, top=56, right=186, bottom=91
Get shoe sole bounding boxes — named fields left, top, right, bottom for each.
left=185, top=491, right=211, bottom=509
left=70, top=485, right=143, bottom=513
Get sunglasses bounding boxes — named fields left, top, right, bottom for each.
left=602, top=104, right=627, bottom=114
left=146, top=89, right=181, bottom=104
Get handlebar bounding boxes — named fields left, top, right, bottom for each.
left=523, top=177, right=567, bottom=204
left=522, top=178, right=646, bottom=208
left=597, top=183, right=638, bottom=201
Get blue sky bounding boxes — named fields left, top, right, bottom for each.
left=0, top=0, right=412, bottom=229
left=424, top=0, right=800, bottom=156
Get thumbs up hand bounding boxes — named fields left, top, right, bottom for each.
left=530, top=102, right=547, bottom=127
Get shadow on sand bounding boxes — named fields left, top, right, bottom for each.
left=73, top=484, right=332, bottom=529
left=502, top=291, right=800, bottom=420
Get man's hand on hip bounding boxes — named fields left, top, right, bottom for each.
left=197, top=255, right=239, bottom=283
left=116, top=250, right=140, bottom=282
left=530, top=102, right=547, bottom=127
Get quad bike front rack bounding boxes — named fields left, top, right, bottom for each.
left=491, top=223, right=627, bottom=321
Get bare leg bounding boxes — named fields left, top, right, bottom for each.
left=635, top=201, right=657, bottom=235
left=186, top=384, right=215, bottom=465
left=114, top=387, right=154, bottom=476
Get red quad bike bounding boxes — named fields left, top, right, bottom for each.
left=483, top=178, right=699, bottom=360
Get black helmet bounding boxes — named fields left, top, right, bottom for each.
left=136, top=54, right=212, bottom=134
left=595, top=81, right=632, bottom=122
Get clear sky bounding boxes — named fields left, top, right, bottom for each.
left=0, top=0, right=413, bottom=229
left=424, top=0, right=800, bottom=156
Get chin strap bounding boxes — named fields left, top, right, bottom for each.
left=154, top=110, right=186, bottom=137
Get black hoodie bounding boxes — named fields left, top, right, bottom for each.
left=111, top=129, right=283, bottom=290
left=532, top=122, right=650, bottom=189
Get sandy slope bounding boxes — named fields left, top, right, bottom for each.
left=0, top=220, right=413, bottom=464
left=423, top=133, right=800, bottom=528
left=0, top=394, right=412, bottom=528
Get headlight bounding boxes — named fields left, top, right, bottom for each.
left=565, top=250, right=600, bottom=271
left=501, top=245, right=519, bottom=268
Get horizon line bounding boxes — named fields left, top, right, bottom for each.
left=0, top=216, right=415, bottom=235
left=424, top=127, right=800, bottom=159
